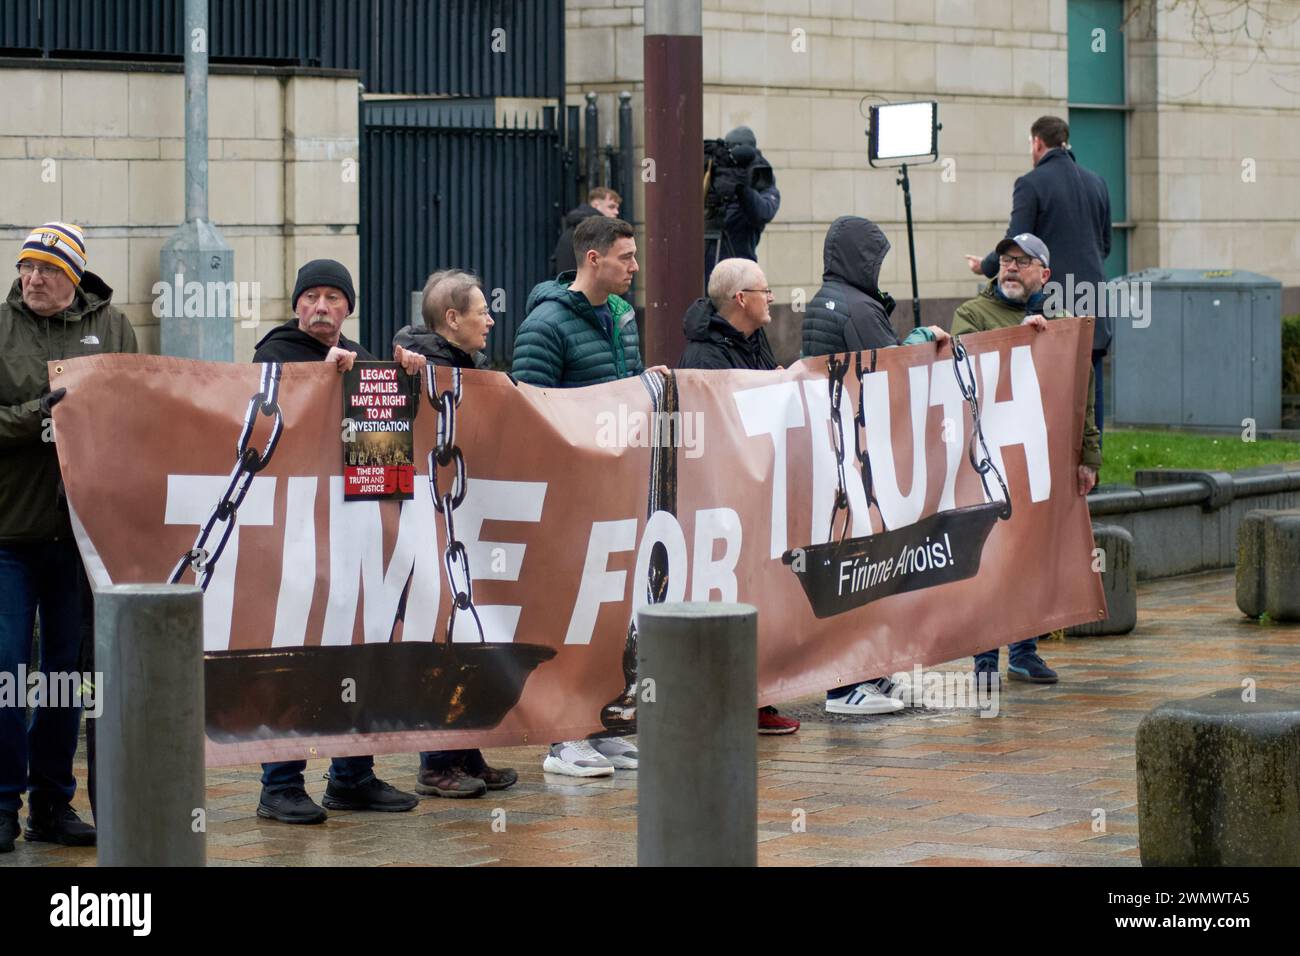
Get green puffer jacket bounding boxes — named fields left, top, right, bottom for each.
left=951, top=279, right=1101, bottom=469
left=512, top=276, right=644, bottom=387
left=0, top=273, right=138, bottom=542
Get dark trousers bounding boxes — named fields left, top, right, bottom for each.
left=974, top=637, right=1041, bottom=669
left=0, top=539, right=86, bottom=814
left=261, top=756, right=375, bottom=792
left=420, top=749, right=481, bottom=771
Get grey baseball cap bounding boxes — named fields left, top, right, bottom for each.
left=996, top=232, right=1050, bottom=267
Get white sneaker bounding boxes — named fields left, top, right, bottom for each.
left=542, top=740, right=615, bottom=777
left=825, top=682, right=906, bottom=715
left=591, top=735, right=638, bottom=770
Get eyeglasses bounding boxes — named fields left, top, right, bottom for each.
left=17, top=262, right=64, bottom=279
left=741, top=288, right=774, bottom=299
left=998, top=255, right=1040, bottom=269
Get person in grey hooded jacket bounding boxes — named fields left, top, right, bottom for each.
left=802, top=216, right=945, bottom=357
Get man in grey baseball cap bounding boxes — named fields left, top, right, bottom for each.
left=950, top=231, right=1101, bottom=687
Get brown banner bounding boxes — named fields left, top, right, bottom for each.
left=50, top=319, right=1103, bottom=765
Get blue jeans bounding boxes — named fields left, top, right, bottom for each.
left=0, top=539, right=87, bottom=813
left=261, top=756, right=375, bottom=792
left=974, top=636, right=1040, bottom=670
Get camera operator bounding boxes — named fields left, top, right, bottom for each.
left=704, top=126, right=780, bottom=283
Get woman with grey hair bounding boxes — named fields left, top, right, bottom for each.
left=391, top=270, right=515, bottom=798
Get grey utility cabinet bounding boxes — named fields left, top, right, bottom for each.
left=1113, top=268, right=1282, bottom=429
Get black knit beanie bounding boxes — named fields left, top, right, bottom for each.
left=292, top=259, right=356, bottom=314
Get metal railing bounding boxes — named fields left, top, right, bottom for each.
left=1, top=0, right=565, bottom=98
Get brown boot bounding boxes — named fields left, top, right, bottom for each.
left=415, top=762, right=487, bottom=798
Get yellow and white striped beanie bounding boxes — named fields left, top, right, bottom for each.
left=18, top=222, right=86, bottom=285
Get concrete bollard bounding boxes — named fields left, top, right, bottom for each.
left=95, top=584, right=206, bottom=866
left=1236, top=509, right=1300, bottom=621
left=1068, top=523, right=1136, bottom=636
left=636, top=602, right=757, bottom=867
left=1136, top=688, right=1300, bottom=866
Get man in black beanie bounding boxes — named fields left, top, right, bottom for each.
left=251, top=259, right=421, bottom=823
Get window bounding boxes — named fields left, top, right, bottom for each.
left=1067, top=0, right=1129, bottom=279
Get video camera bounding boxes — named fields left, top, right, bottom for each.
left=703, top=138, right=775, bottom=231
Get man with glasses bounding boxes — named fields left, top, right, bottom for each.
left=678, top=258, right=801, bottom=735
left=1, top=222, right=137, bottom=853
left=951, top=233, right=1101, bottom=685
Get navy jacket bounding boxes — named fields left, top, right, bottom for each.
left=979, top=147, right=1114, bottom=352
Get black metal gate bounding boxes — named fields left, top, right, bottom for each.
left=360, top=104, right=562, bottom=367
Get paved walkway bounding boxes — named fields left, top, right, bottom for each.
left=8, top=569, right=1299, bottom=867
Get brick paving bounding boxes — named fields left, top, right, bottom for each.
left=7, top=569, right=1299, bottom=867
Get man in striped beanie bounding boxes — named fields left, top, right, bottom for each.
left=1, top=222, right=137, bottom=854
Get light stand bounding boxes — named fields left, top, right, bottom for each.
left=866, top=100, right=940, bottom=331
left=896, top=163, right=922, bottom=329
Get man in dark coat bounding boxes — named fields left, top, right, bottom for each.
left=678, top=258, right=799, bottom=736
left=704, top=126, right=781, bottom=282
left=389, top=269, right=520, bottom=798
left=251, top=258, right=420, bottom=824
left=551, top=187, right=621, bottom=276
left=1, top=222, right=136, bottom=853
left=966, top=115, right=1113, bottom=445
left=679, top=257, right=777, bottom=372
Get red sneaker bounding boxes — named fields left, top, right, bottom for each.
left=758, top=705, right=800, bottom=735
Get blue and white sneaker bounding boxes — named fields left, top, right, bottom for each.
left=825, top=682, right=906, bottom=715
left=1007, top=653, right=1058, bottom=684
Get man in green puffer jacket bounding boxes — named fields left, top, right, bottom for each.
left=512, top=215, right=665, bottom=779
left=951, top=232, right=1101, bottom=688
left=513, top=216, right=650, bottom=388
left=1, top=222, right=137, bottom=853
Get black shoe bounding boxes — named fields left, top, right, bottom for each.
left=257, top=786, right=327, bottom=824
left=1007, top=653, right=1059, bottom=684
left=974, top=661, right=1000, bottom=691
left=0, top=810, right=17, bottom=853
left=600, top=683, right=637, bottom=734
left=321, top=776, right=418, bottom=812
left=24, top=801, right=97, bottom=847
left=459, top=750, right=518, bottom=791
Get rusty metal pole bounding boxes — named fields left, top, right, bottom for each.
left=643, top=0, right=702, bottom=369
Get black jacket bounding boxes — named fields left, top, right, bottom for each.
left=253, top=319, right=376, bottom=362
left=551, top=204, right=602, bottom=276
left=392, top=324, right=489, bottom=370
left=678, top=297, right=777, bottom=371
left=801, top=217, right=901, bottom=357
left=979, top=147, right=1113, bottom=352
left=704, top=163, right=781, bottom=279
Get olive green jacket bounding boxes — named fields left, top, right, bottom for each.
left=0, top=273, right=138, bottom=541
left=951, top=280, right=1101, bottom=469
